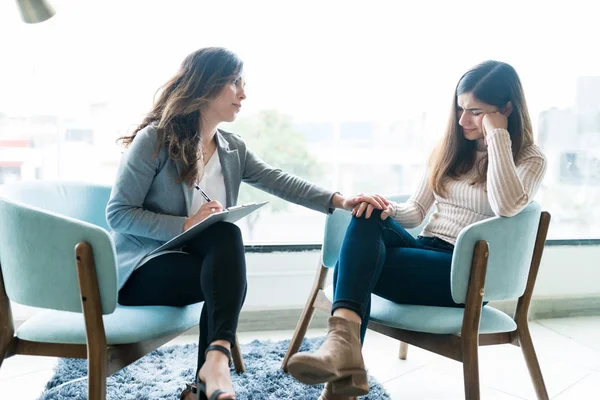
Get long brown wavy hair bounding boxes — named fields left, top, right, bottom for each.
left=429, top=60, right=535, bottom=196
left=118, top=47, right=243, bottom=187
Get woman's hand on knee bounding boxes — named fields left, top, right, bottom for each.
left=380, top=203, right=393, bottom=220
left=343, top=194, right=386, bottom=215
left=349, top=195, right=392, bottom=219
left=183, top=200, right=224, bottom=231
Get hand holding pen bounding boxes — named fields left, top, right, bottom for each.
left=182, top=186, right=224, bottom=232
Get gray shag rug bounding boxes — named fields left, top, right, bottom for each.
left=39, top=337, right=390, bottom=399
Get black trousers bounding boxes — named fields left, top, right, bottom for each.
left=119, top=222, right=247, bottom=373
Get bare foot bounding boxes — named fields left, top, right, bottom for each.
left=198, top=350, right=235, bottom=400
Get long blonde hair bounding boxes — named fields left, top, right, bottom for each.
left=118, top=47, right=243, bottom=186
left=429, top=60, right=534, bottom=196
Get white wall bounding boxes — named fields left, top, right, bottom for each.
left=532, top=245, right=600, bottom=297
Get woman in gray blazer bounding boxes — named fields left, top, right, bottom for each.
left=106, top=47, right=385, bottom=400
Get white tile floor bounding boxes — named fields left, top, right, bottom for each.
left=1, top=316, right=599, bottom=399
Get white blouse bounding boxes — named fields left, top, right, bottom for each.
left=190, top=151, right=227, bottom=216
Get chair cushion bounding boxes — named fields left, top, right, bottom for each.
left=324, top=286, right=516, bottom=335
left=16, top=303, right=203, bottom=345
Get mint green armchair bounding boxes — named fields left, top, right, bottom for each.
left=0, top=181, right=245, bottom=400
left=282, top=195, right=551, bottom=400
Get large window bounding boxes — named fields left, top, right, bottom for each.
left=1, top=0, right=598, bottom=242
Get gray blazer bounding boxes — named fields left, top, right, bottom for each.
left=106, top=124, right=335, bottom=290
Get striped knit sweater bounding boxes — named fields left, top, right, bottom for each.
left=391, top=128, right=547, bottom=244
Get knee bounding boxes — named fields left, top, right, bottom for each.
left=211, top=222, right=243, bottom=246
left=348, top=210, right=384, bottom=230
left=209, top=223, right=245, bottom=267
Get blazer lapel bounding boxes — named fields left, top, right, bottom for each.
left=175, top=161, right=193, bottom=216
left=215, top=130, right=240, bottom=208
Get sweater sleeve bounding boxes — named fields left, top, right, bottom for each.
left=390, top=169, right=435, bottom=228
left=486, top=128, right=547, bottom=217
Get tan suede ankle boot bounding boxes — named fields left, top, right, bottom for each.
left=318, top=382, right=358, bottom=400
left=287, top=316, right=368, bottom=396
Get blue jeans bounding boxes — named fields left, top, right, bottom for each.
left=332, top=210, right=463, bottom=342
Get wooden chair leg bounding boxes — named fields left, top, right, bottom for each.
left=512, top=212, right=550, bottom=400
left=460, top=241, right=488, bottom=400
left=281, top=287, right=319, bottom=372
left=75, top=243, right=108, bottom=400
left=399, top=342, right=409, bottom=360
left=88, top=348, right=108, bottom=400
left=232, top=334, right=245, bottom=373
left=517, top=324, right=549, bottom=400
left=462, top=333, right=480, bottom=400
left=0, top=265, right=15, bottom=369
left=281, top=263, right=330, bottom=372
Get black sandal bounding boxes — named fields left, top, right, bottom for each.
left=196, top=344, right=236, bottom=400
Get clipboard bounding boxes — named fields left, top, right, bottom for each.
left=146, top=201, right=268, bottom=256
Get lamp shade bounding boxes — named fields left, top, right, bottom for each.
left=16, top=0, right=56, bottom=24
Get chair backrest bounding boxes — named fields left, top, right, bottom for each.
left=0, top=181, right=117, bottom=314
left=0, top=180, right=112, bottom=230
left=321, top=195, right=432, bottom=268
left=450, top=202, right=542, bottom=304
